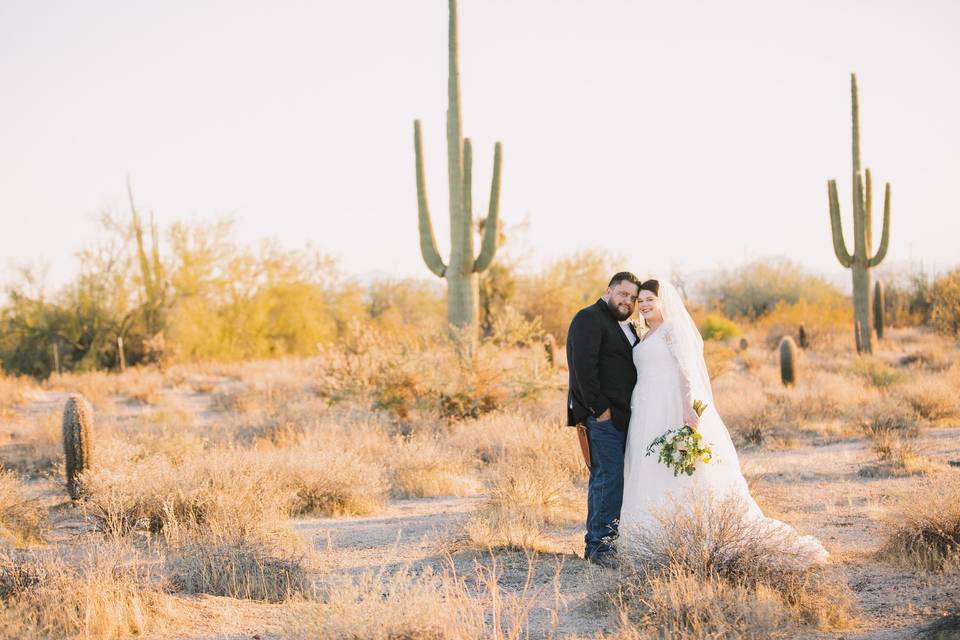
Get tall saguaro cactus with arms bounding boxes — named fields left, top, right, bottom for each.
left=414, top=0, right=503, bottom=335
left=828, top=73, right=891, bottom=354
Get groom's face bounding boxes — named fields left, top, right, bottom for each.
left=604, top=281, right=639, bottom=321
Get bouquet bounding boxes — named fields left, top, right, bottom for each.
left=645, top=400, right=712, bottom=476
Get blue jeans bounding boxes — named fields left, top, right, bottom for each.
left=584, top=415, right=627, bottom=558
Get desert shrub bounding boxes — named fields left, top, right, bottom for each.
left=284, top=560, right=547, bottom=640
left=166, top=537, right=308, bottom=602
left=698, top=314, right=741, bottom=341
left=46, top=367, right=166, bottom=409
left=447, top=412, right=582, bottom=478
left=704, top=344, right=737, bottom=381
left=901, top=375, right=960, bottom=423
left=858, top=402, right=933, bottom=477
left=514, top=248, right=616, bottom=343
left=720, top=389, right=798, bottom=448
left=879, top=476, right=960, bottom=571
left=438, top=354, right=509, bottom=422
left=613, top=493, right=856, bottom=634
left=387, top=434, right=477, bottom=499
left=281, top=448, right=388, bottom=517
left=758, top=298, right=852, bottom=349
left=700, top=258, right=848, bottom=321
left=851, top=356, right=902, bottom=388
left=82, top=446, right=290, bottom=536
left=0, top=542, right=173, bottom=640
left=366, top=277, right=447, bottom=340
left=0, top=413, right=62, bottom=476
left=464, top=459, right=581, bottom=551
left=0, top=375, right=31, bottom=417
left=0, top=471, right=45, bottom=546
left=614, top=565, right=792, bottom=639
left=861, top=400, right=919, bottom=437
left=899, top=348, right=955, bottom=372
left=488, top=306, right=545, bottom=348
left=929, top=269, right=960, bottom=336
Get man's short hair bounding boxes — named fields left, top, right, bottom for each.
left=608, top=272, right=641, bottom=289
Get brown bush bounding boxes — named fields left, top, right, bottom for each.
left=167, top=537, right=309, bottom=602
left=879, top=476, right=960, bottom=571
left=284, top=559, right=551, bottom=640
left=463, top=458, right=581, bottom=552
left=0, top=471, right=46, bottom=546
left=0, top=542, right=174, bottom=639
left=613, top=493, right=856, bottom=634
left=387, top=434, right=477, bottom=499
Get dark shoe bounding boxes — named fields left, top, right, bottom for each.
left=585, top=551, right=619, bottom=569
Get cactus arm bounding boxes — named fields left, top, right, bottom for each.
left=463, top=137, right=472, bottom=218
left=828, top=180, right=854, bottom=268
left=868, top=183, right=891, bottom=268
left=473, top=141, right=503, bottom=273
left=864, top=168, right=873, bottom=251
left=414, top=120, right=447, bottom=278
left=850, top=73, right=861, bottom=175
left=127, top=179, right=155, bottom=297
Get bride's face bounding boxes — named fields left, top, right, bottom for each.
left=637, top=290, right=662, bottom=324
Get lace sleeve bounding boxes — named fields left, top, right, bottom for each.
left=663, top=321, right=694, bottom=408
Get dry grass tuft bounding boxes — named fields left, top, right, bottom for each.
left=0, top=542, right=174, bottom=640
left=615, top=564, right=793, bottom=639
left=166, top=537, right=309, bottom=602
left=464, top=459, right=581, bottom=551
left=281, top=448, right=388, bottom=517
left=859, top=403, right=936, bottom=477
left=1, top=413, right=61, bottom=476
left=284, top=558, right=553, bottom=640
left=47, top=367, right=166, bottom=410
left=0, top=375, right=32, bottom=418
left=608, top=493, right=856, bottom=636
left=387, top=434, right=478, bottom=499
left=902, top=375, right=960, bottom=423
left=0, top=471, right=45, bottom=546
left=879, top=475, right=960, bottom=571
left=851, top=356, right=902, bottom=388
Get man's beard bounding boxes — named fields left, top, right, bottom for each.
left=605, top=298, right=632, bottom=321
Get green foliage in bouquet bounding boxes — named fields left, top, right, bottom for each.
left=646, top=400, right=712, bottom=477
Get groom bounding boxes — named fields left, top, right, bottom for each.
left=566, top=272, right=641, bottom=565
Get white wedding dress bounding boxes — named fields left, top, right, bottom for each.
left=620, top=281, right=828, bottom=565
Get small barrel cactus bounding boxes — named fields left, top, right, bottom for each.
left=874, top=279, right=885, bottom=340
left=62, top=395, right=93, bottom=500
left=798, top=325, right=809, bottom=349
left=738, top=337, right=749, bottom=352
left=779, top=336, right=798, bottom=386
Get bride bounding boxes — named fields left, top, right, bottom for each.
left=620, top=278, right=828, bottom=564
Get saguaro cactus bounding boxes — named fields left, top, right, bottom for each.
left=828, top=74, right=891, bottom=354
left=62, top=395, right=93, bottom=500
left=874, top=279, right=885, bottom=340
left=414, top=0, right=503, bottom=335
left=779, top=336, right=798, bottom=386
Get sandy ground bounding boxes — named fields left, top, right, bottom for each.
left=4, top=383, right=959, bottom=640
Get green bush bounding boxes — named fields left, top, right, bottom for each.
left=700, top=258, right=847, bottom=320
left=698, top=314, right=742, bottom=341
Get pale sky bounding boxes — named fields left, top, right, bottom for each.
left=1, top=0, right=958, bottom=291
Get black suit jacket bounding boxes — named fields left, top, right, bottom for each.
left=566, top=299, right=639, bottom=432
